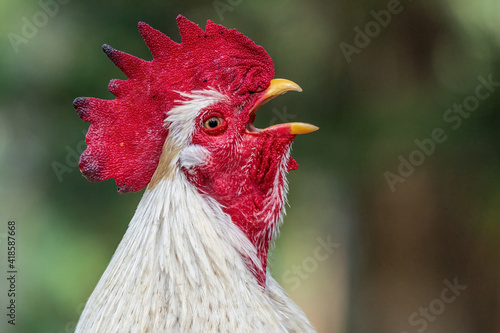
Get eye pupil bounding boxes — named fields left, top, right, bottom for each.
left=208, top=118, right=219, bottom=128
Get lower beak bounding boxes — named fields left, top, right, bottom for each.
left=249, top=78, right=318, bottom=135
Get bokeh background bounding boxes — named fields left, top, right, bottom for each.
left=1, top=0, right=499, bottom=332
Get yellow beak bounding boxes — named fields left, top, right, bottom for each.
left=249, top=78, right=318, bottom=135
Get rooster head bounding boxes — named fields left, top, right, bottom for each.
left=74, top=16, right=317, bottom=282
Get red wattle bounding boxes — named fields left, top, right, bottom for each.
left=287, top=157, right=299, bottom=171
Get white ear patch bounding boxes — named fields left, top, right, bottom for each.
left=179, top=144, right=210, bottom=171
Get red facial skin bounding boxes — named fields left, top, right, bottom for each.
left=183, top=98, right=299, bottom=286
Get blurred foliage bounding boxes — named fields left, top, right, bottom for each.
left=0, top=0, right=499, bottom=332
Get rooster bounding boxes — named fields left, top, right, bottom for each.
left=74, top=15, right=318, bottom=332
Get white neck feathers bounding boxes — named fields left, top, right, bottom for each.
left=75, top=169, right=315, bottom=332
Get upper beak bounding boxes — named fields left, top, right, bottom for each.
left=248, top=78, right=318, bottom=135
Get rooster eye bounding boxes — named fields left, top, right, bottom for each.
left=203, top=117, right=223, bottom=129
left=201, top=113, right=227, bottom=135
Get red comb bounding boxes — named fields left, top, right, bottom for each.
left=74, top=15, right=274, bottom=193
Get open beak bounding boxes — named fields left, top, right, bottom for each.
left=248, top=78, right=319, bottom=135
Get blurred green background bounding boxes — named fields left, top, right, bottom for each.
left=1, top=0, right=499, bottom=332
